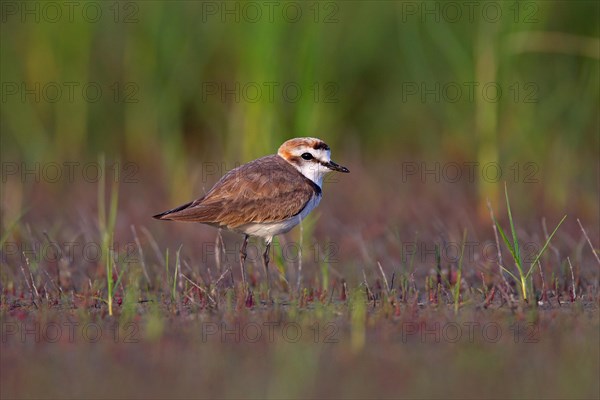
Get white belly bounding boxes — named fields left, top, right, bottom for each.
left=236, top=194, right=321, bottom=241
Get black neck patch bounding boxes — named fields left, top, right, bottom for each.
left=304, top=176, right=322, bottom=196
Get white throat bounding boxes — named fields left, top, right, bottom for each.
left=295, top=161, right=329, bottom=188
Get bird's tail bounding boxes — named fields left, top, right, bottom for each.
left=152, top=201, right=194, bottom=220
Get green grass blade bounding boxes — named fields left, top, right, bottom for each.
left=494, top=220, right=518, bottom=269
left=499, top=264, right=520, bottom=283
left=172, top=245, right=182, bottom=301
left=165, top=248, right=170, bottom=293
left=98, top=154, right=106, bottom=234
left=525, top=215, right=567, bottom=279
left=490, top=205, right=515, bottom=260
left=108, top=179, right=119, bottom=234
left=454, top=229, right=467, bottom=313
left=114, top=259, right=127, bottom=292
left=504, top=183, right=521, bottom=266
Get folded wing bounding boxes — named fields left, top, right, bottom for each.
left=153, top=155, right=320, bottom=229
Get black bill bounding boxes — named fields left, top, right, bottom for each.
left=323, top=160, right=350, bottom=173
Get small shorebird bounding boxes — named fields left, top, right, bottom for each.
left=153, top=137, right=349, bottom=288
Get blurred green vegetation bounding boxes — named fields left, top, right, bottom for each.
left=1, top=1, right=598, bottom=215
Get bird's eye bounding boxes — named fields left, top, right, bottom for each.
left=301, top=153, right=314, bottom=160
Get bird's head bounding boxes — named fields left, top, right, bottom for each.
left=278, top=137, right=349, bottom=187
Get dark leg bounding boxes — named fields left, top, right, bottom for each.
left=239, top=235, right=249, bottom=286
left=263, top=239, right=272, bottom=296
